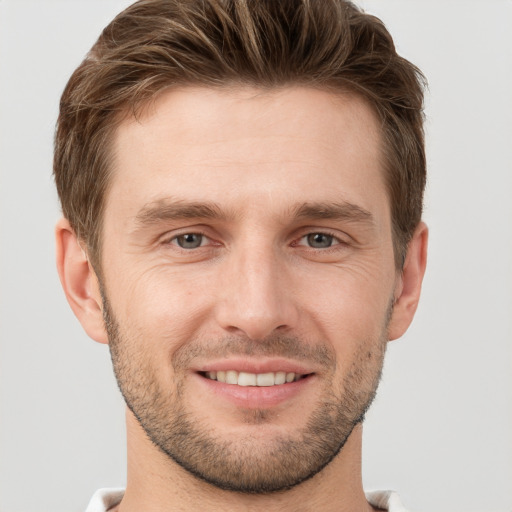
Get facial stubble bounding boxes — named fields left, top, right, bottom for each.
left=103, top=295, right=389, bottom=494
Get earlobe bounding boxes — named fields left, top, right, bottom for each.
left=55, top=218, right=108, bottom=344
left=388, top=221, right=428, bottom=341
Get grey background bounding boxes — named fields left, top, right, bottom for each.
left=1, top=1, right=511, bottom=511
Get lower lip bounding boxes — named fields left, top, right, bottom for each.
left=194, top=373, right=313, bottom=408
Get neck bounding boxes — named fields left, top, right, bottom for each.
left=117, top=409, right=375, bottom=512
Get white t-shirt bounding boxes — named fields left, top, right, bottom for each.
left=85, top=488, right=410, bottom=511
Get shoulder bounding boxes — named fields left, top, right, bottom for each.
left=84, top=488, right=125, bottom=512
left=84, top=488, right=408, bottom=511
left=366, top=490, right=411, bottom=512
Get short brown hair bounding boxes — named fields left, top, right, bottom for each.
left=54, top=0, right=426, bottom=271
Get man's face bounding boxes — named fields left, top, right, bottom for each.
left=99, top=87, right=399, bottom=492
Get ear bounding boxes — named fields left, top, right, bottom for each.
left=55, top=218, right=108, bottom=344
left=388, top=221, right=428, bottom=341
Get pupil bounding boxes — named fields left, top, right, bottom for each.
left=308, top=233, right=332, bottom=248
left=178, top=233, right=202, bottom=248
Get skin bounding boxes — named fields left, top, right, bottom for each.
left=56, top=86, right=428, bottom=512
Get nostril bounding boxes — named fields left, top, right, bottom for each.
left=215, top=295, right=299, bottom=341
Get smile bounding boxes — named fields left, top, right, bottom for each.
left=202, top=370, right=307, bottom=386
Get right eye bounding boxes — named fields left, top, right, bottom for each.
left=172, top=233, right=207, bottom=249
left=303, top=232, right=337, bottom=248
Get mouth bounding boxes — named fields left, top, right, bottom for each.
left=200, top=370, right=310, bottom=387
left=194, top=362, right=316, bottom=408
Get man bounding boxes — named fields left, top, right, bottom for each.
left=54, top=1, right=428, bottom=510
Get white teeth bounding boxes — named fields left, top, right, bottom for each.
left=274, top=371, right=286, bottom=385
left=226, top=370, right=238, bottom=384
left=204, top=370, right=305, bottom=386
left=238, top=372, right=257, bottom=386
left=256, top=372, right=275, bottom=386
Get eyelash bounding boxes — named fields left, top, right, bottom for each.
left=165, top=230, right=212, bottom=249
left=163, top=230, right=347, bottom=251
left=293, top=231, right=346, bottom=250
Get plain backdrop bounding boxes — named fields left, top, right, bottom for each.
left=1, top=1, right=511, bottom=511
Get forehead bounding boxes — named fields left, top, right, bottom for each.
left=108, top=86, right=387, bottom=224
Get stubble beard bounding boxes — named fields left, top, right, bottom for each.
left=103, top=296, right=388, bottom=494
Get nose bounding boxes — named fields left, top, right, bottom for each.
left=214, top=243, right=299, bottom=340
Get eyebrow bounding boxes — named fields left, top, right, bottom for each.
left=132, top=198, right=375, bottom=231
left=134, top=199, right=229, bottom=227
left=291, top=201, right=375, bottom=225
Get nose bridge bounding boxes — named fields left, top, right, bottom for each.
left=215, top=236, right=297, bottom=340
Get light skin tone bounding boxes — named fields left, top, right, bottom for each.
left=56, top=86, right=427, bottom=512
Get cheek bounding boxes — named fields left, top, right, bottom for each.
left=108, top=263, right=215, bottom=351
left=306, top=262, right=394, bottom=327
left=300, top=266, right=394, bottom=373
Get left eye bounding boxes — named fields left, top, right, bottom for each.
left=301, top=233, right=338, bottom=248
left=173, top=233, right=206, bottom=249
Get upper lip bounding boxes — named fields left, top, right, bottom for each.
left=194, top=358, right=316, bottom=375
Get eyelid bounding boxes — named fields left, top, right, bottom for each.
left=172, top=234, right=207, bottom=248
left=169, top=232, right=207, bottom=244
left=159, top=227, right=349, bottom=249
left=161, top=227, right=226, bottom=252
left=293, top=229, right=349, bottom=247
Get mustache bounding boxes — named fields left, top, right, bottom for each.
left=171, top=335, right=336, bottom=370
